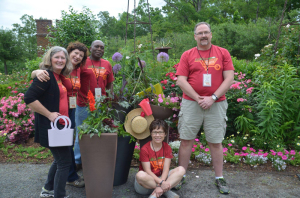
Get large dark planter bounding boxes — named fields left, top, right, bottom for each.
left=79, top=133, right=117, bottom=198
left=113, top=135, right=135, bottom=186
left=112, top=103, right=135, bottom=186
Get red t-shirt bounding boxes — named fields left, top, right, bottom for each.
left=77, top=57, right=114, bottom=107
left=176, top=45, right=234, bottom=102
left=53, top=73, right=68, bottom=125
left=139, top=141, right=173, bottom=177
left=61, top=67, right=81, bottom=97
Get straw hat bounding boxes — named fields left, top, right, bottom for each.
left=124, top=108, right=154, bottom=140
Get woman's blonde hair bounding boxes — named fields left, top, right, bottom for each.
left=39, top=46, right=73, bottom=76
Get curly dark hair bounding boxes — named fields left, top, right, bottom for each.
left=66, top=41, right=88, bottom=68
left=149, top=119, right=168, bottom=134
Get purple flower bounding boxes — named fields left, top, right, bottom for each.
left=157, top=52, right=169, bottom=62
left=138, top=60, right=146, bottom=68
left=113, top=64, right=122, bottom=74
left=112, top=52, right=123, bottom=62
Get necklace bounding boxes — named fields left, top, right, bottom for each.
left=151, top=141, right=165, bottom=175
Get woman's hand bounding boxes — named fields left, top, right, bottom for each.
left=47, top=112, right=61, bottom=122
left=36, top=70, right=50, bottom=82
left=160, top=180, right=171, bottom=192
left=153, top=186, right=164, bottom=197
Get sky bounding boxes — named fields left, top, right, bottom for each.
left=0, top=0, right=166, bottom=29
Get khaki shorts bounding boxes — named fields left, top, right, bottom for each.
left=178, top=98, right=228, bottom=143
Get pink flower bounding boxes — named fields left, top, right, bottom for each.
left=291, top=157, right=295, bottom=160
left=246, top=87, right=254, bottom=94
left=242, top=147, right=247, bottom=151
left=158, top=98, right=163, bottom=103
left=191, top=148, right=195, bottom=152
left=171, top=84, right=175, bottom=87
left=234, top=153, right=240, bottom=156
left=223, top=148, right=228, bottom=152
left=195, top=139, right=199, bottom=142
left=246, top=79, right=252, bottom=83
left=162, top=86, right=165, bottom=90
left=285, top=150, right=289, bottom=155
left=223, top=154, right=227, bottom=156
left=164, top=80, right=168, bottom=84
left=263, top=153, right=268, bottom=157
left=228, top=144, right=232, bottom=146
left=166, top=102, right=169, bottom=105
left=7, top=86, right=11, bottom=89
left=277, top=152, right=283, bottom=156
left=243, top=153, right=249, bottom=156
left=290, top=150, right=296, bottom=155
left=205, top=148, right=209, bottom=152
left=281, top=155, right=288, bottom=160
left=270, top=150, right=275, bottom=152
left=173, top=114, right=177, bottom=118
left=271, top=152, right=276, bottom=156
left=193, top=145, right=197, bottom=148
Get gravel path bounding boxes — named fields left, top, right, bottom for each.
left=0, top=163, right=299, bottom=198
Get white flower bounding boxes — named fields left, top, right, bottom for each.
left=138, top=44, right=142, bottom=48
left=286, top=24, right=290, bottom=28
left=254, top=54, right=260, bottom=60
left=126, top=56, right=130, bottom=59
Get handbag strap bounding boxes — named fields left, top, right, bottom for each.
left=50, top=116, right=72, bottom=130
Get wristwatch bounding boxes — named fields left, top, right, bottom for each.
left=212, top=94, right=218, bottom=101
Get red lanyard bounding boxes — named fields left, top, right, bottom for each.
left=91, top=59, right=101, bottom=87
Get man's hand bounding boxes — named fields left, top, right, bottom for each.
left=160, top=180, right=171, bottom=192
left=152, top=186, right=164, bottom=197
left=198, top=96, right=215, bottom=109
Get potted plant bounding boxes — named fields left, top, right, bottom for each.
left=78, top=90, right=131, bottom=196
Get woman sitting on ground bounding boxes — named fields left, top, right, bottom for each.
left=135, top=119, right=186, bottom=198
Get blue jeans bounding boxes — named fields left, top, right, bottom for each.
left=67, top=108, right=79, bottom=182
left=45, top=146, right=72, bottom=198
left=74, top=105, right=89, bottom=165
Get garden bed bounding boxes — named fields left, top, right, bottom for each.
left=1, top=137, right=299, bottom=175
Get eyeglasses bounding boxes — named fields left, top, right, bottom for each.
left=151, top=131, right=165, bottom=136
left=195, top=31, right=211, bottom=36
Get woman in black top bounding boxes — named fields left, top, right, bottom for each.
left=24, top=46, right=73, bottom=198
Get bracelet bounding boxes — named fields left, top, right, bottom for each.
left=159, top=180, right=164, bottom=186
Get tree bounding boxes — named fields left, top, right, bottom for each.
left=12, top=14, right=37, bottom=60
left=48, top=6, right=101, bottom=48
left=0, top=29, right=21, bottom=74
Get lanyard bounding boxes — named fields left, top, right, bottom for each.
left=91, top=59, right=101, bottom=87
left=69, top=67, right=78, bottom=97
left=151, top=142, right=165, bottom=175
left=197, top=46, right=212, bottom=74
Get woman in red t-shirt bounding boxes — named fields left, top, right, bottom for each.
left=135, top=119, right=186, bottom=198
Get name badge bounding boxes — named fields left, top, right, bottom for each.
left=95, top=88, right=102, bottom=101
left=203, top=74, right=212, bottom=87
left=69, top=96, right=76, bottom=109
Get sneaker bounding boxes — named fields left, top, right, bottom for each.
left=40, top=187, right=54, bottom=198
left=215, top=178, right=230, bottom=194
left=163, top=190, right=180, bottom=198
left=148, top=194, right=156, bottom=198
left=66, top=177, right=85, bottom=188
left=172, top=176, right=185, bottom=190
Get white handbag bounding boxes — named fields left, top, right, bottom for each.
left=48, top=116, right=74, bottom=147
